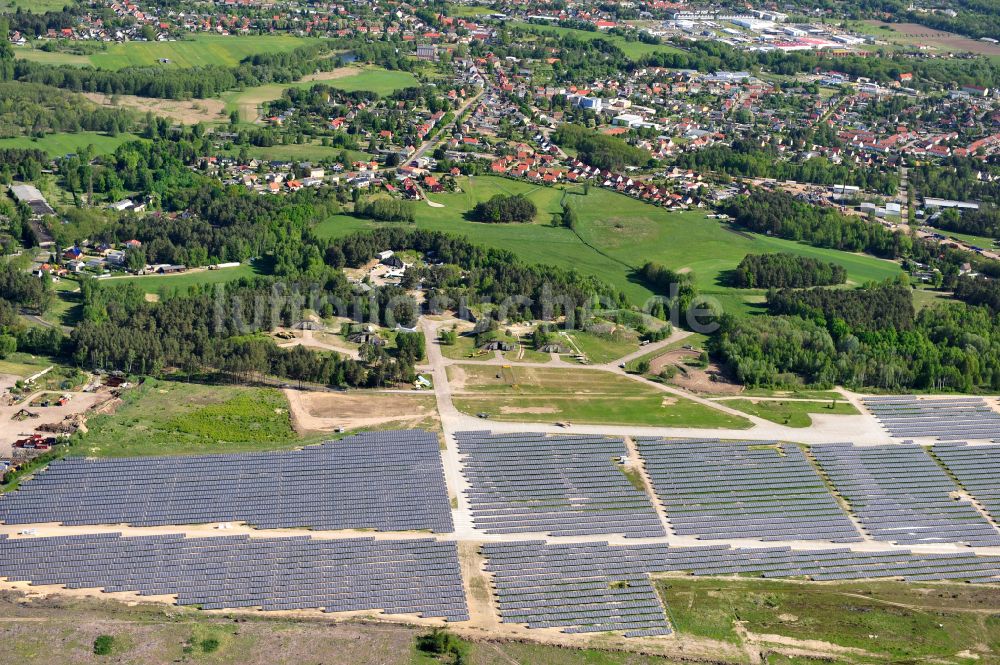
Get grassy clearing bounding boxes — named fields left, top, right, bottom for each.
left=316, top=177, right=903, bottom=311
left=719, top=398, right=859, bottom=427
left=0, top=131, right=141, bottom=157
left=76, top=378, right=307, bottom=457
left=565, top=330, right=638, bottom=364
left=0, top=0, right=69, bottom=11
left=323, top=67, right=420, bottom=95
left=0, top=353, right=53, bottom=378
left=449, top=363, right=750, bottom=428
left=658, top=577, right=1000, bottom=662
left=15, top=35, right=321, bottom=70
left=513, top=22, right=685, bottom=60
left=108, top=262, right=265, bottom=295
left=739, top=387, right=844, bottom=400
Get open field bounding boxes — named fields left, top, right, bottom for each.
left=82, top=92, right=228, bottom=125
left=857, top=20, right=1000, bottom=56
left=15, top=35, right=323, bottom=70
left=316, top=176, right=903, bottom=311
left=448, top=363, right=750, bottom=428
left=513, top=22, right=685, bottom=60
left=0, top=591, right=687, bottom=665
left=0, top=131, right=141, bottom=157
left=658, top=577, right=1000, bottom=663
left=284, top=389, right=439, bottom=434
left=720, top=398, right=859, bottom=427
left=108, top=262, right=266, bottom=295
left=565, top=330, right=638, bottom=364
left=0, top=0, right=68, bottom=11
left=75, top=379, right=307, bottom=457
left=0, top=353, right=53, bottom=379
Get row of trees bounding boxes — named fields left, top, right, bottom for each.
left=734, top=253, right=847, bottom=289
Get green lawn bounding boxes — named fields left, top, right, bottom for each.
left=719, top=398, right=859, bottom=427
left=317, top=176, right=904, bottom=312
left=323, top=67, right=420, bottom=95
left=449, top=363, right=750, bottom=428
left=15, top=35, right=322, bottom=70
left=565, top=330, right=638, bottom=364
left=658, top=577, right=1000, bottom=662
left=108, top=262, right=266, bottom=295
left=0, top=352, right=53, bottom=378
left=75, top=379, right=308, bottom=457
left=0, top=0, right=68, bottom=12
left=0, top=131, right=141, bottom=157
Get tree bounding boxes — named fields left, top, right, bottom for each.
left=0, top=334, right=16, bottom=359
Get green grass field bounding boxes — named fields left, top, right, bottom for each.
left=316, top=176, right=904, bottom=312
left=75, top=379, right=308, bottom=457
left=0, top=131, right=141, bottom=157
left=0, top=0, right=68, bottom=12
left=324, top=67, right=420, bottom=94
left=109, top=262, right=266, bottom=295
left=15, top=35, right=322, bottom=70
left=513, top=22, right=685, bottom=60
left=565, top=330, right=638, bottom=364
left=720, top=398, right=859, bottom=427
left=0, top=352, right=53, bottom=378
left=658, top=577, right=1000, bottom=662
left=449, top=363, right=750, bottom=428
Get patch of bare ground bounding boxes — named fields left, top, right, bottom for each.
left=283, top=388, right=438, bottom=434
left=871, top=21, right=1000, bottom=55
left=301, top=66, right=362, bottom=82
left=650, top=350, right=743, bottom=396
left=81, top=92, right=227, bottom=125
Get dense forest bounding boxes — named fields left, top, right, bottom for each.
left=552, top=123, right=650, bottom=171
left=734, top=253, right=847, bottom=288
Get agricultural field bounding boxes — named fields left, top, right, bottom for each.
left=75, top=379, right=309, bottom=457
left=513, top=22, right=685, bottom=60
left=15, top=35, right=323, bottom=70
left=851, top=20, right=1000, bottom=56
left=658, top=577, right=1000, bottom=663
left=0, top=0, right=68, bottom=11
left=719, top=398, right=859, bottom=427
left=316, top=176, right=904, bottom=312
left=0, top=131, right=142, bottom=157
left=448, top=363, right=750, bottom=428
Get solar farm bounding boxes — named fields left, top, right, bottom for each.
left=0, top=430, right=453, bottom=533
left=863, top=396, right=1000, bottom=440
left=636, top=438, right=861, bottom=542
left=455, top=431, right=665, bottom=538
left=2, top=427, right=1000, bottom=646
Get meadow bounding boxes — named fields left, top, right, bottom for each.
left=720, top=398, right=859, bottom=427
left=15, top=35, right=322, bottom=70
left=75, top=379, right=311, bottom=457
left=108, top=262, right=267, bottom=296
left=658, top=577, right=1000, bottom=662
left=316, top=176, right=904, bottom=313
left=513, top=22, right=685, bottom=60
left=448, top=363, right=750, bottom=428
left=0, top=131, right=142, bottom=157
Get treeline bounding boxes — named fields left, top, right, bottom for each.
left=713, top=290, right=1000, bottom=392
left=4, top=42, right=340, bottom=100
left=930, top=206, right=1000, bottom=240
left=552, top=123, right=650, bottom=171
left=324, top=228, right=628, bottom=320
left=766, top=282, right=913, bottom=331
left=355, top=197, right=415, bottom=223
left=720, top=189, right=910, bottom=258
left=673, top=143, right=899, bottom=195
left=471, top=194, right=537, bottom=223
left=0, top=82, right=138, bottom=138
left=71, top=278, right=421, bottom=388
left=734, top=253, right=847, bottom=288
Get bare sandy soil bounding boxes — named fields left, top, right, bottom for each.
left=870, top=21, right=1000, bottom=55
left=0, top=385, right=112, bottom=456
left=283, top=388, right=438, bottom=434
left=82, top=93, right=228, bottom=125
left=650, top=350, right=743, bottom=396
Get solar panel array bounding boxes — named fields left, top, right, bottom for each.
left=635, top=438, right=860, bottom=542
left=0, top=533, right=469, bottom=621
left=864, top=396, right=1000, bottom=440
left=483, top=540, right=1000, bottom=636
left=812, top=443, right=1000, bottom=547
left=455, top=432, right=664, bottom=538
left=935, top=443, right=1000, bottom=523
left=0, top=430, right=453, bottom=533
